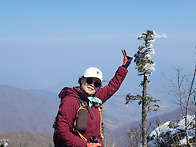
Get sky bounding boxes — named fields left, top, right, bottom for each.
left=0, top=0, right=196, bottom=94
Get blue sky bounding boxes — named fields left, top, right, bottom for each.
left=0, top=0, right=196, bottom=93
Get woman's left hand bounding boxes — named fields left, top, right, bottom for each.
left=122, top=49, right=133, bottom=68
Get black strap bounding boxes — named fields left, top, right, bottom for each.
left=75, top=97, right=86, bottom=108
left=75, top=97, right=93, bottom=120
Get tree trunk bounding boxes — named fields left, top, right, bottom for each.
left=142, top=75, right=148, bottom=147
left=195, top=107, right=196, bottom=146
left=185, top=66, right=196, bottom=146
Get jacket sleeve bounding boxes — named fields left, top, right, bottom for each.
left=96, top=66, right=128, bottom=103
left=56, top=97, right=87, bottom=147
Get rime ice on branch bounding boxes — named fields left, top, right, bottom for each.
left=134, top=30, right=167, bottom=76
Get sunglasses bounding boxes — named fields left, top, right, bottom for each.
left=86, top=77, right=101, bottom=88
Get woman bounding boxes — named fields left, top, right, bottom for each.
left=56, top=50, right=132, bottom=147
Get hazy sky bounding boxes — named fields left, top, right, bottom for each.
left=0, top=0, right=196, bottom=92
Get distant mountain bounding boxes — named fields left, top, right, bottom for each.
left=0, top=84, right=179, bottom=133
left=0, top=85, right=59, bottom=133
left=0, top=131, right=53, bottom=147
left=110, top=108, right=194, bottom=146
left=29, top=88, right=58, bottom=100
left=102, top=93, right=179, bottom=130
left=110, top=109, right=181, bottom=146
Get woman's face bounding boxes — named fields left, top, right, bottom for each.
left=81, top=77, right=101, bottom=95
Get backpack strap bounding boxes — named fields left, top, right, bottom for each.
left=73, top=105, right=88, bottom=141
left=75, top=97, right=104, bottom=140
left=74, top=97, right=104, bottom=140
left=53, top=96, right=104, bottom=140
left=76, top=97, right=86, bottom=108
left=98, top=107, right=104, bottom=139
left=74, top=97, right=88, bottom=141
left=75, top=97, right=93, bottom=119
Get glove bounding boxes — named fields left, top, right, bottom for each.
left=87, top=142, right=102, bottom=147
left=122, top=49, right=133, bottom=68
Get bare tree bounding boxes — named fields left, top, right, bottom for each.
left=126, top=127, right=142, bottom=147
left=103, top=129, right=117, bottom=147
left=185, top=66, right=196, bottom=146
left=194, top=92, right=196, bottom=145
left=164, top=66, right=196, bottom=146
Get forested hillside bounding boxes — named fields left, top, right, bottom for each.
left=0, top=85, right=59, bottom=132
left=0, top=131, right=53, bottom=147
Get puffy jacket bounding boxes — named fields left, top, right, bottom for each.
left=56, top=66, right=128, bottom=147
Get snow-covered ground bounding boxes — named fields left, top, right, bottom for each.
left=148, top=115, right=195, bottom=146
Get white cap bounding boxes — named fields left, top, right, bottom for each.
left=83, top=67, right=103, bottom=82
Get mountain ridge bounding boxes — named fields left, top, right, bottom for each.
left=0, top=84, right=179, bottom=133
left=0, top=85, right=59, bottom=133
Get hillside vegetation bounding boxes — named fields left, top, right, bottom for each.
left=0, top=131, right=53, bottom=147
left=0, top=85, right=59, bottom=132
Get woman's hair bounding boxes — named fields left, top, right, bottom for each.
left=78, top=76, right=85, bottom=85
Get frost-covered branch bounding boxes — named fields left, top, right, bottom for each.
left=134, top=30, right=166, bottom=76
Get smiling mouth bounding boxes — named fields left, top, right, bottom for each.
left=87, top=86, right=94, bottom=91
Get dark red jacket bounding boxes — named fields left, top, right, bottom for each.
left=56, top=66, right=128, bottom=147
